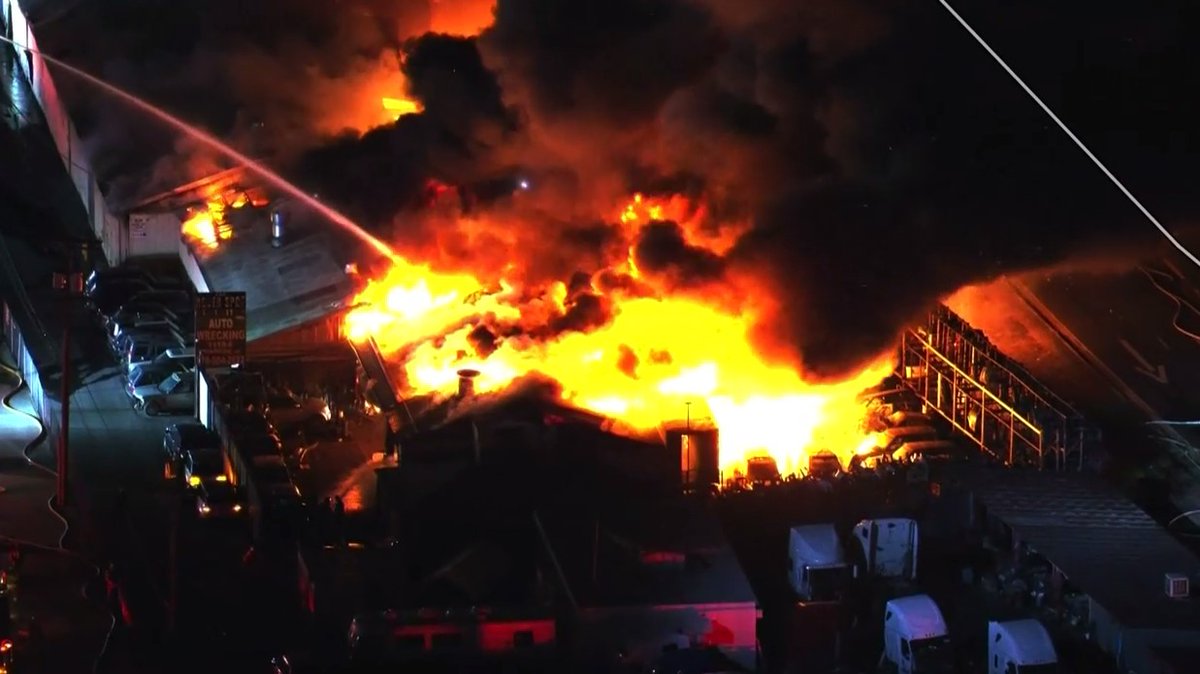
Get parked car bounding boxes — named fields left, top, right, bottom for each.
left=266, top=392, right=331, bottom=436
left=106, top=297, right=191, bottom=333
left=183, top=448, right=230, bottom=488
left=129, top=347, right=195, bottom=387
left=163, top=422, right=220, bottom=480
left=132, top=371, right=196, bottom=416
left=113, top=323, right=185, bottom=357
left=126, top=336, right=191, bottom=375
left=86, top=266, right=183, bottom=295
left=127, top=363, right=190, bottom=400
left=108, top=306, right=191, bottom=341
left=88, top=279, right=158, bottom=315
left=92, top=283, right=189, bottom=317
left=122, top=334, right=188, bottom=374
left=195, top=482, right=244, bottom=518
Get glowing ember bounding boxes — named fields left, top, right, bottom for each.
left=180, top=186, right=268, bottom=251
left=344, top=193, right=895, bottom=478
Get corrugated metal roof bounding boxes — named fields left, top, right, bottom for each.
left=189, top=212, right=352, bottom=342
left=952, top=466, right=1200, bottom=631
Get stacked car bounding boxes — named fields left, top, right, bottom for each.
left=86, top=263, right=197, bottom=416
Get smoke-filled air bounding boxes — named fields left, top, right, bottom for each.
left=36, top=0, right=1164, bottom=474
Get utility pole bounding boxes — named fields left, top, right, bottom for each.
left=52, top=253, right=83, bottom=509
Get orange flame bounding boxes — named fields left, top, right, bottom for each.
left=180, top=186, right=268, bottom=251
left=430, top=0, right=496, bottom=37
left=344, top=193, right=894, bottom=478
left=382, top=96, right=423, bottom=120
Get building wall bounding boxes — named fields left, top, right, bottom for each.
left=247, top=313, right=346, bottom=359
left=576, top=602, right=759, bottom=670
left=4, top=0, right=119, bottom=264
left=1, top=302, right=57, bottom=467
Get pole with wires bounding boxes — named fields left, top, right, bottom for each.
left=937, top=0, right=1200, bottom=270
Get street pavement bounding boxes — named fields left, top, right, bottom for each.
left=0, top=25, right=297, bottom=670
left=0, top=359, right=112, bottom=674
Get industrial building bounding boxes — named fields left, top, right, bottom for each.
left=942, top=466, right=1200, bottom=674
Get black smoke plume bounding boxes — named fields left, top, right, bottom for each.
left=37, top=0, right=1200, bottom=377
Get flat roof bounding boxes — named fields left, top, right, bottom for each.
left=185, top=211, right=352, bottom=342
left=951, top=466, right=1200, bottom=631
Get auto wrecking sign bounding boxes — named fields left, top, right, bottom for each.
left=195, top=292, right=247, bottom=368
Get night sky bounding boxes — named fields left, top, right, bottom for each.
left=23, top=0, right=1200, bottom=377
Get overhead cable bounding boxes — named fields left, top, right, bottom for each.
left=937, top=0, right=1200, bottom=270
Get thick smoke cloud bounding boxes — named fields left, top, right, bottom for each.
left=42, top=0, right=1200, bottom=376
left=28, top=0, right=434, bottom=206
left=312, top=0, right=1156, bottom=377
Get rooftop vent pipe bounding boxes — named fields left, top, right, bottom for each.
left=457, top=369, right=480, bottom=399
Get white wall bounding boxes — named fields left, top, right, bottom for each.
left=125, top=212, right=183, bottom=258
left=5, top=0, right=121, bottom=266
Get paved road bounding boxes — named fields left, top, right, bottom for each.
left=0, top=25, right=301, bottom=670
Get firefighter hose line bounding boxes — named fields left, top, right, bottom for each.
left=937, top=0, right=1200, bottom=271
left=0, top=362, right=113, bottom=672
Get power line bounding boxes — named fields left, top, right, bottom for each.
left=937, top=0, right=1200, bottom=270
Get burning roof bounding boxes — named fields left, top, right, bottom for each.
left=181, top=203, right=354, bottom=342
left=41, top=0, right=1177, bottom=478
left=342, top=190, right=892, bottom=478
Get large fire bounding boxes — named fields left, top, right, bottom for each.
left=368, top=1, right=498, bottom=130
left=180, top=186, right=269, bottom=251
left=343, top=193, right=895, bottom=478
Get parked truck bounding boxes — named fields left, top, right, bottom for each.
left=786, top=518, right=921, bottom=673
left=853, top=518, right=919, bottom=581
left=788, top=524, right=853, bottom=603
left=878, top=596, right=1059, bottom=674
left=788, top=518, right=919, bottom=602
left=987, top=619, right=1058, bottom=674
left=881, top=594, right=954, bottom=674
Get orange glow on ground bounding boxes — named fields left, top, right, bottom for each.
left=344, top=194, right=894, bottom=478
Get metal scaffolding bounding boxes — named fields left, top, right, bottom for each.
left=898, top=306, right=1090, bottom=470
